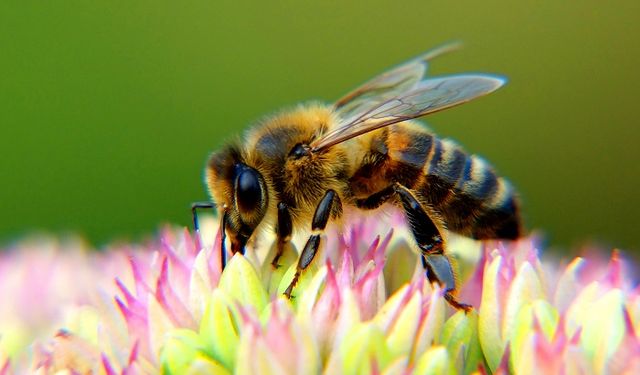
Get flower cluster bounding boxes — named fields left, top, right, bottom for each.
left=0, top=236, right=136, bottom=373
left=0, top=213, right=638, bottom=374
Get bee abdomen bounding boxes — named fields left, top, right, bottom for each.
left=421, top=138, right=521, bottom=240
left=459, top=156, right=498, bottom=197
left=470, top=177, right=521, bottom=239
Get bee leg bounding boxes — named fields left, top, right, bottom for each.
left=393, top=185, right=472, bottom=312
left=191, top=202, right=229, bottom=271
left=272, top=202, right=293, bottom=269
left=220, top=211, right=229, bottom=270
left=421, top=254, right=471, bottom=311
left=283, top=190, right=341, bottom=299
left=354, top=184, right=397, bottom=210
left=191, top=201, right=215, bottom=233
left=356, top=184, right=471, bottom=311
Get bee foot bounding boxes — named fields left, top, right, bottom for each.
left=444, top=293, right=473, bottom=313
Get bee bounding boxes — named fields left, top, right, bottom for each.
left=194, top=43, right=521, bottom=311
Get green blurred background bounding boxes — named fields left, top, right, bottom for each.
left=1, top=1, right=639, bottom=253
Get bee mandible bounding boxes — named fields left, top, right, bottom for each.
left=193, top=43, right=521, bottom=311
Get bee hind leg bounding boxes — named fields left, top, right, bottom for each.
left=356, top=183, right=472, bottom=312
left=283, top=190, right=341, bottom=298
left=421, top=253, right=472, bottom=312
left=394, top=185, right=472, bottom=312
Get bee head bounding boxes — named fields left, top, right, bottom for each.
left=206, top=147, right=268, bottom=254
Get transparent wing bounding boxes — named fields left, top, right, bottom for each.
left=311, top=74, right=506, bottom=151
left=334, top=42, right=462, bottom=121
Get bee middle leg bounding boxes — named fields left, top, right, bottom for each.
left=283, top=189, right=341, bottom=298
left=356, top=183, right=471, bottom=311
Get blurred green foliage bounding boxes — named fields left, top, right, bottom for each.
left=1, top=1, right=639, bottom=252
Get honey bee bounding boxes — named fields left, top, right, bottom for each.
left=193, top=44, right=521, bottom=311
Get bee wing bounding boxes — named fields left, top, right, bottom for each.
left=311, top=74, right=506, bottom=151
left=334, top=42, right=462, bottom=120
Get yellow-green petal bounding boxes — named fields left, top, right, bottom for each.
left=199, top=289, right=239, bottom=370
left=62, top=305, right=101, bottom=345
left=383, top=238, right=418, bottom=296
left=341, top=322, right=392, bottom=375
left=161, top=329, right=204, bottom=374
left=218, top=254, right=268, bottom=312
left=381, top=355, right=409, bottom=375
left=447, top=235, right=483, bottom=283
left=277, top=257, right=320, bottom=309
left=478, top=254, right=504, bottom=372
left=374, top=284, right=411, bottom=331
left=580, top=288, right=625, bottom=373
left=386, top=289, right=423, bottom=358
left=565, top=281, right=601, bottom=338
left=297, top=266, right=329, bottom=318
left=502, top=262, right=545, bottom=343
left=185, top=356, right=231, bottom=375
left=413, top=346, right=455, bottom=375
left=510, top=299, right=558, bottom=372
left=261, top=241, right=298, bottom=296
left=441, top=310, right=484, bottom=375
left=0, top=319, right=30, bottom=366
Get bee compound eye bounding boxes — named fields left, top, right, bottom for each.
left=235, top=167, right=264, bottom=213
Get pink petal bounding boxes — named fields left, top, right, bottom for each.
left=181, top=228, right=198, bottom=257
left=0, top=360, right=10, bottom=375
left=160, top=235, right=192, bottom=297
left=207, top=227, right=224, bottom=286
left=155, top=257, right=196, bottom=329
left=604, top=250, right=623, bottom=288
left=101, top=353, right=117, bottom=375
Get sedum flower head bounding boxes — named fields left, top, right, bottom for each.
left=0, top=236, right=135, bottom=373
left=0, top=212, right=638, bottom=374
left=477, top=242, right=640, bottom=374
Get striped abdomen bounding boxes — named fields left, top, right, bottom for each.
left=420, top=135, right=521, bottom=239
left=350, top=122, right=521, bottom=240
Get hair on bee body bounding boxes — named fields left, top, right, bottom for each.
left=195, top=43, right=521, bottom=311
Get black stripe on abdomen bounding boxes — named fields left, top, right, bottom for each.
left=421, top=138, right=466, bottom=207
left=455, top=155, right=499, bottom=201
left=471, top=178, right=521, bottom=239
left=427, top=139, right=466, bottom=185
left=422, top=150, right=521, bottom=239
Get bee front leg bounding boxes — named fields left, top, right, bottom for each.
left=283, top=190, right=341, bottom=299
left=191, top=201, right=215, bottom=234
left=272, top=202, right=293, bottom=268
left=191, top=201, right=229, bottom=270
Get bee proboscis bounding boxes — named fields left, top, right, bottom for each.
left=196, top=43, right=521, bottom=311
